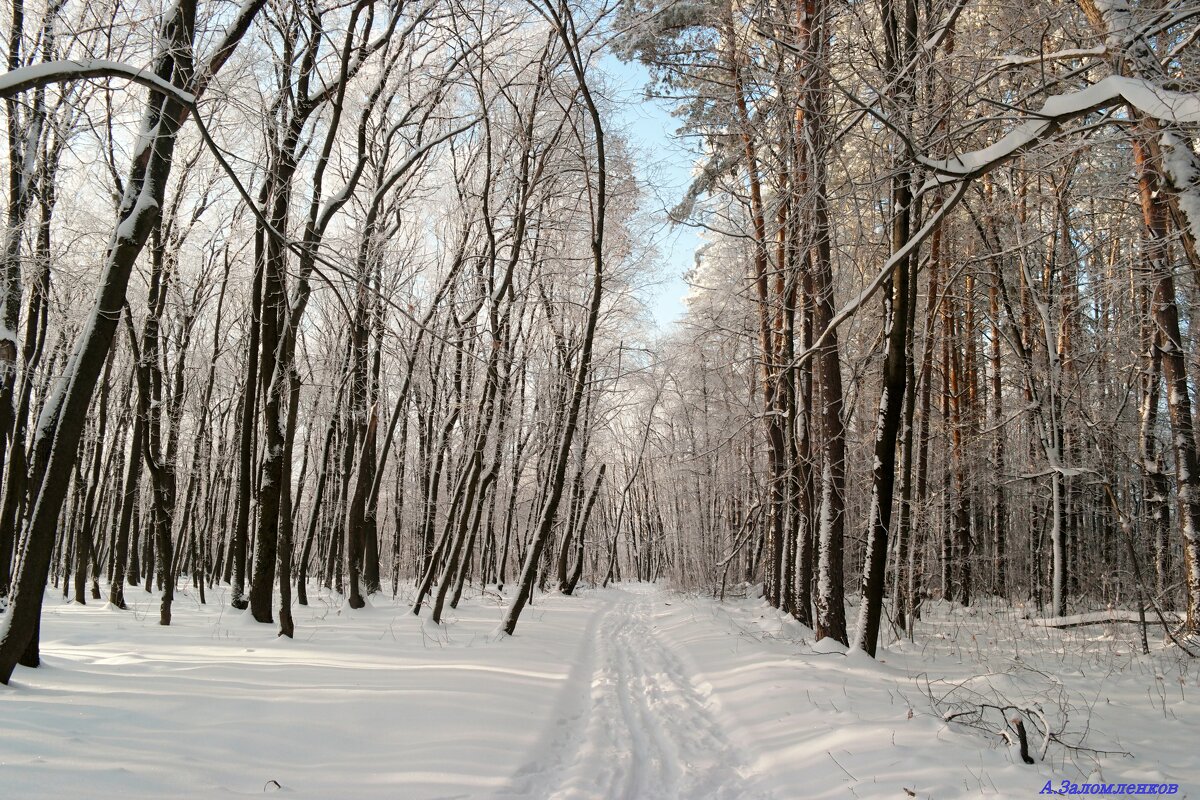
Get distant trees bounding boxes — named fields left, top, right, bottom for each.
left=0, top=0, right=266, bottom=682
left=0, top=0, right=638, bottom=682
left=0, top=0, right=1196, bottom=687
left=615, top=0, right=1200, bottom=650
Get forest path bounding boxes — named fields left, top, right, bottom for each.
left=499, top=585, right=773, bottom=800
left=8, top=584, right=1183, bottom=799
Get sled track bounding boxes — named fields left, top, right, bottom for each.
left=499, top=587, right=772, bottom=800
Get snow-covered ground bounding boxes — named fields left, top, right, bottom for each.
left=1, top=583, right=1197, bottom=798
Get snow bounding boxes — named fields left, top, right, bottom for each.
left=33, top=368, right=70, bottom=440
left=920, top=76, right=1200, bottom=182
left=1031, top=610, right=1182, bottom=627
left=2, top=585, right=1198, bottom=798
left=113, top=185, right=161, bottom=242
left=0, top=59, right=196, bottom=105
left=0, top=318, right=16, bottom=348
left=1092, top=0, right=1135, bottom=52
left=997, top=46, right=1106, bottom=66
left=1115, top=79, right=1200, bottom=125
left=1160, top=132, right=1200, bottom=248
left=816, top=461, right=834, bottom=601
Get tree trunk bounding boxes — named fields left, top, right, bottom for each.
left=0, top=0, right=227, bottom=681
left=1134, top=136, right=1200, bottom=633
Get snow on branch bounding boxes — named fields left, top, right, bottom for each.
left=0, top=59, right=197, bottom=105
left=995, top=46, right=1107, bottom=66
left=790, top=75, right=1197, bottom=374
left=1031, top=610, right=1183, bottom=628
left=922, top=0, right=971, bottom=54
left=1115, top=77, right=1200, bottom=123
left=920, top=75, right=1200, bottom=182
left=791, top=180, right=970, bottom=370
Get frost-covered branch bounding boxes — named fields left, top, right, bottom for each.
left=920, top=75, right=1200, bottom=182
left=0, top=58, right=197, bottom=104
left=995, top=46, right=1106, bottom=67
left=791, top=179, right=969, bottom=370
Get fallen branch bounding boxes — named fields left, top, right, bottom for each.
left=1031, top=610, right=1183, bottom=629
left=1011, top=717, right=1036, bottom=764
left=926, top=669, right=1132, bottom=766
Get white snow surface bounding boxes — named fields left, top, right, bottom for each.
left=2, top=583, right=1198, bottom=798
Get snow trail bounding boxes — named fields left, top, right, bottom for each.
left=5, top=585, right=1196, bottom=798
left=500, top=586, right=772, bottom=800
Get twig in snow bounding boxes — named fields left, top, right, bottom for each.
left=827, top=751, right=857, bottom=781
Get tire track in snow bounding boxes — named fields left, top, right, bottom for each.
left=498, top=587, right=773, bottom=800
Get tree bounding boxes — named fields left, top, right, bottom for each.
left=0, top=0, right=265, bottom=682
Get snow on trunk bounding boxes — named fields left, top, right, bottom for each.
left=1159, top=132, right=1200, bottom=251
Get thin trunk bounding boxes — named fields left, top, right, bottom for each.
left=852, top=0, right=916, bottom=656
left=0, top=0, right=221, bottom=680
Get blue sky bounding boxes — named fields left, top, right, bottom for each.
left=602, top=55, right=702, bottom=331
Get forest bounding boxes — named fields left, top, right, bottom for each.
left=0, top=0, right=1197, bottom=795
